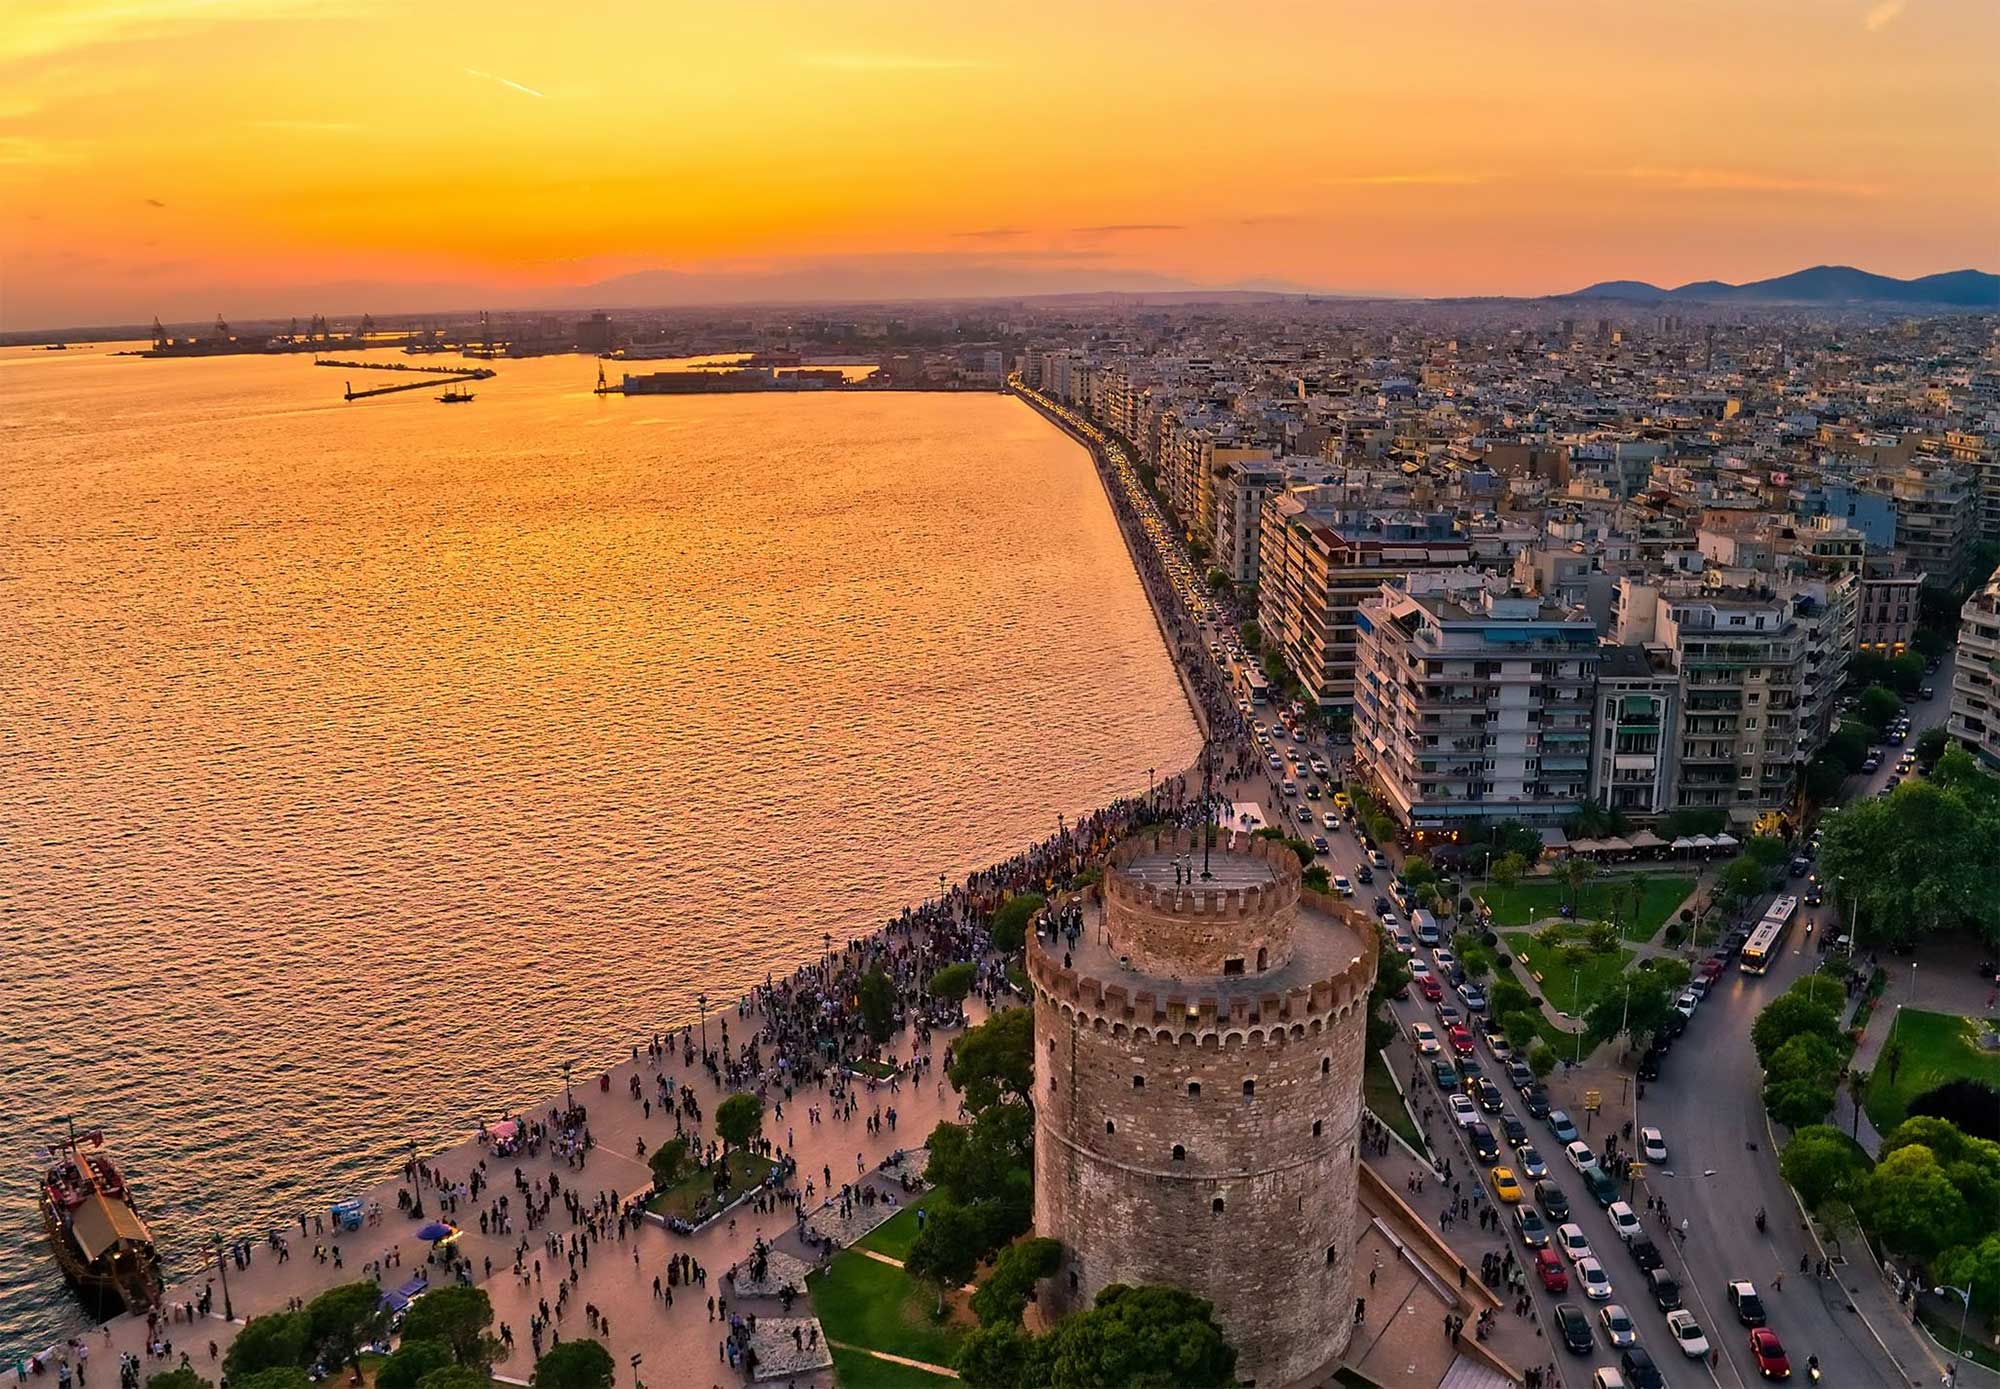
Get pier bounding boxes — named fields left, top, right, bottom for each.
left=340, top=370, right=492, bottom=401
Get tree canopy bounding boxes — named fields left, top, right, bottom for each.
left=146, top=1371, right=213, bottom=1389
left=647, top=1135, right=688, bottom=1191
left=856, top=968, right=899, bottom=1042
left=948, top=1006, right=1034, bottom=1114
left=529, top=1340, right=613, bottom=1389
left=905, top=1200, right=991, bottom=1311
left=715, top=1092, right=763, bottom=1150
left=399, top=1286, right=496, bottom=1368
left=925, top=1100, right=1034, bottom=1257
left=231, top=1371, right=310, bottom=1389
left=1036, top=1284, right=1238, bottom=1388
left=1780, top=1126, right=1871, bottom=1209
left=414, top=1369, right=490, bottom=1389
left=1856, top=685, right=1903, bottom=731
left=223, top=1312, right=312, bottom=1381
left=306, top=1281, right=384, bottom=1370
left=377, top=1341, right=455, bottom=1389
left=990, top=893, right=1045, bottom=954
left=969, top=1237, right=1063, bottom=1328
left=1751, top=987, right=1844, bottom=1071
left=1816, top=748, right=2000, bottom=947
left=929, top=962, right=977, bottom=1004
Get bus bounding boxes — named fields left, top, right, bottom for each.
left=1739, top=894, right=1801, bottom=976
left=1236, top=665, right=1270, bottom=706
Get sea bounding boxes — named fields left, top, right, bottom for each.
left=0, top=342, right=1199, bottom=1354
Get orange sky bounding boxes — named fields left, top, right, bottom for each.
left=2, top=0, right=1995, bottom=329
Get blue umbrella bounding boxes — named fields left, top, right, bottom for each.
left=416, top=1221, right=453, bottom=1242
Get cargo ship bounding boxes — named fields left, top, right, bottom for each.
left=39, top=1124, right=162, bottom=1316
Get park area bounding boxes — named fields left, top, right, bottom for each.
left=1861, top=1007, right=2000, bottom=1134
left=1483, top=872, right=1696, bottom=942
left=809, top=1238, right=965, bottom=1387
left=644, top=1149, right=774, bottom=1223
left=1503, top=931, right=1636, bottom=1017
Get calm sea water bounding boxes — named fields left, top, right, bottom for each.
left=0, top=344, right=1197, bottom=1353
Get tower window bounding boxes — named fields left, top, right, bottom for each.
left=1212, top=1198, right=1225, bottom=1214
left=1223, top=957, right=1245, bottom=976
left=1187, top=1081, right=1201, bottom=1098
left=1313, top=1119, right=1324, bottom=1137
left=1132, top=1075, right=1145, bottom=1089
left=1322, top=1056, right=1332, bottom=1075
left=1327, top=1246, right=1338, bottom=1266
left=1242, top=1079, right=1255, bottom=1097
left=1171, top=1144, right=1186, bottom=1162
left=1105, top=1120, right=1115, bottom=1135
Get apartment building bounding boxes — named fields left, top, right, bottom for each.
left=1352, top=577, right=1600, bottom=833
left=1589, top=646, right=1680, bottom=818
left=1940, top=431, right=2000, bottom=542
left=1257, top=494, right=1474, bottom=712
left=1947, top=564, right=2000, bottom=770
left=1881, top=461, right=1976, bottom=591
left=1210, top=457, right=1295, bottom=589
left=1857, top=555, right=1925, bottom=652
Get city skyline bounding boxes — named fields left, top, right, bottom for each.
left=4, top=0, right=1998, bottom=329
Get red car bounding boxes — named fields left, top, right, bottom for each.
left=1749, top=1327, right=1790, bottom=1379
left=1448, top=1025, right=1476, bottom=1056
left=1419, top=976, right=1444, bottom=1002
left=1699, top=956, right=1726, bottom=981
left=1535, top=1248, right=1568, bottom=1293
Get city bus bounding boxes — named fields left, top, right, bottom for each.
left=1739, top=894, right=1801, bottom=976
left=1236, top=665, right=1270, bottom=706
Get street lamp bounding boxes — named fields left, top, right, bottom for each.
left=1934, top=1281, right=1975, bottom=1364
left=407, top=1139, right=424, bottom=1219
left=211, top=1232, right=234, bottom=1320
left=1573, top=970, right=1584, bottom=1064
left=562, top=1060, right=575, bottom=1112
left=698, top=993, right=709, bottom=1058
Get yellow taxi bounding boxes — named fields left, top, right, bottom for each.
left=1490, top=1167, right=1523, bottom=1203
left=1333, top=792, right=1352, bottom=813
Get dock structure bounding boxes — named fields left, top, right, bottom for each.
left=315, top=360, right=497, bottom=377
left=342, top=371, right=489, bottom=401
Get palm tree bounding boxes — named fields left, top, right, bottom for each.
left=1846, top=1068, right=1872, bottom=1140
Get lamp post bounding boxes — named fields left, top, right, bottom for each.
left=698, top=993, right=709, bottom=1059
left=407, top=1139, right=424, bottom=1219
left=1934, top=1281, right=1975, bottom=1364
left=211, top=1232, right=234, bottom=1320
left=562, top=1060, right=575, bottom=1113
left=1574, top=969, right=1584, bottom=1064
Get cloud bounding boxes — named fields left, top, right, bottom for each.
left=249, top=119, right=365, bottom=134
left=1071, top=223, right=1184, bottom=234
left=1864, top=0, right=1907, bottom=30
left=1318, top=172, right=1485, bottom=187
left=0, top=0, right=369, bottom=65
left=952, top=228, right=1025, bottom=241
left=144, top=197, right=165, bottom=208
left=794, top=51, right=985, bottom=72
left=1619, top=166, right=1881, bottom=198
left=463, top=67, right=544, bottom=99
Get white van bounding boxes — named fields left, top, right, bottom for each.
left=1411, top=909, right=1442, bottom=946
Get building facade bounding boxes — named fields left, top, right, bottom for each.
left=1948, top=564, right=2000, bottom=771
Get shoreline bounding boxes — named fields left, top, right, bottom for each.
left=14, top=391, right=1221, bottom=1368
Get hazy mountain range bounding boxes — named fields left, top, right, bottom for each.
left=1563, top=265, right=1997, bottom=307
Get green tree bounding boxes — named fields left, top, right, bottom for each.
left=1766, top=1032, right=1843, bottom=1088
left=1238, top=620, right=1261, bottom=653
left=715, top=1092, right=763, bottom=1151
left=1805, top=757, right=1848, bottom=803
left=1585, top=969, right=1678, bottom=1050
left=949, top=1006, right=1035, bottom=1114
left=1857, top=685, right=1902, bottom=732
left=1885, top=652, right=1926, bottom=694
left=1817, top=771, right=2000, bottom=948
left=956, top=1324, right=1036, bottom=1389
left=147, top=1372, right=213, bottom=1389
left=377, top=1341, right=454, bottom=1389
left=223, top=1312, right=312, bottom=1381
left=1825, top=721, right=1873, bottom=772
left=647, top=1135, right=688, bottom=1191
left=1036, top=1284, right=1237, bottom=1388
left=400, top=1286, right=496, bottom=1368
left=929, top=962, right=977, bottom=1004
left=529, top=1340, right=613, bottom=1389
left=1503, top=1012, right=1537, bottom=1051
left=414, top=1369, right=490, bottom=1389
left=990, top=893, right=1045, bottom=954
left=928, top=1102, right=1035, bottom=1213
left=1490, top=851, right=1525, bottom=900
left=906, top=1199, right=989, bottom=1313
left=1781, top=1126, right=1871, bottom=1209
left=970, top=1237, right=1063, bottom=1327
left=306, top=1281, right=384, bottom=1371
left=1916, top=726, right=1950, bottom=770
left=1865, top=1143, right=1977, bottom=1260
left=232, top=1371, right=311, bottom=1389
left=856, top=969, right=898, bottom=1042
left=1528, top=1042, right=1558, bottom=1079
left=1751, top=992, right=1843, bottom=1069
left=1936, top=1235, right=2000, bottom=1317
left=1764, top=1077, right=1837, bottom=1129
left=1715, top=856, right=1773, bottom=908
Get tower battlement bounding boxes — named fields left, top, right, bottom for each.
left=1097, top=827, right=1306, bottom=976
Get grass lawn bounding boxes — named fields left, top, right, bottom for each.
left=1483, top=874, right=1697, bottom=942
left=846, top=1058, right=900, bottom=1079
left=854, top=1193, right=937, bottom=1261
left=1862, top=1008, right=2000, bottom=1134
left=828, top=1347, right=958, bottom=1387
left=1364, top=1049, right=1427, bottom=1157
left=645, top=1149, right=774, bottom=1222
left=1504, top=933, right=1635, bottom=1017
left=810, top=1248, right=967, bottom=1370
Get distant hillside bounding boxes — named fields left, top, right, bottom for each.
left=1565, top=264, right=1998, bottom=307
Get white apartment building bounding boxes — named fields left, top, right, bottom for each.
left=1948, top=564, right=2000, bottom=770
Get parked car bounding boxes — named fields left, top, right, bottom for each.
left=1629, top=1236, right=1664, bottom=1273
left=1584, top=1167, right=1620, bottom=1208
left=1665, top=1309, right=1708, bottom=1358
left=1640, top=1127, right=1668, bottom=1163
left=1507, top=1059, right=1535, bottom=1090
left=1565, top=1140, right=1600, bottom=1174
left=1607, top=1201, right=1642, bottom=1241
left=1522, top=1086, right=1552, bottom=1120
left=1548, top=1110, right=1579, bottom=1143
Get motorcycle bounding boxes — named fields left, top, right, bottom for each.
left=1807, top=1353, right=1821, bottom=1382
left=1756, top=1208, right=1767, bottom=1233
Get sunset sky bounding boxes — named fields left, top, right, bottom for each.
left=2, top=0, right=1995, bottom=329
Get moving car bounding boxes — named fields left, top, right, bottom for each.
left=1322, top=811, right=1340, bottom=830
left=1728, top=1279, right=1767, bottom=1326
left=1591, top=1372, right=1628, bottom=1389
left=1430, top=1059, right=1459, bottom=1089
left=1515, top=1205, right=1549, bottom=1248
left=1646, top=1269, right=1682, bottom=1311
left=1418, top=976, right=1444, bottom=1002
left=1369, top=848, right=1390, bottom=869
left=1555, top=1302, right=1593, bottom=1356
left=1490, top=1167, right=1522, bottom=1203
left=1598, top=1303, right=1638, bottom=1348
left=1748, top=1326, right=1791, bottom=1379
left=1640, top=1126, right=1668, bottom=1163
left=1618, top=1347, right=1665, bottom=1389
left=1469, top=1122, right=1500, bottom=1162
left=1475, top=1078, right=1506, bottom=1113
left=1332, top=875, right=1353, bottom=896
left=1500, top=1114, right=1529, bottom=1149
left=1516, top=1143, right=1547, bottom=1179
left=1665, top=1309, right=1708, bottom=1358
left=1557, top=1223, right=1592, bottom=1263
left=1448, top=1093, right=1479, bottom=1126
left=1535, top=1246, right=1568, bottom=1291
left=1410, top=1022, right=1441, bottom=1055
left=1629, top=1236, right=1664, bottom=1273
left=1449, top=1025, right=1477, bottom=1057
left=1577, top=1256, right=1613, bottom=1301
left=1537, top=1181, right=1572, bottom=1221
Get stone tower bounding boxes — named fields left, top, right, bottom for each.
left=1029, top=827, right=1376, bottom=1387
